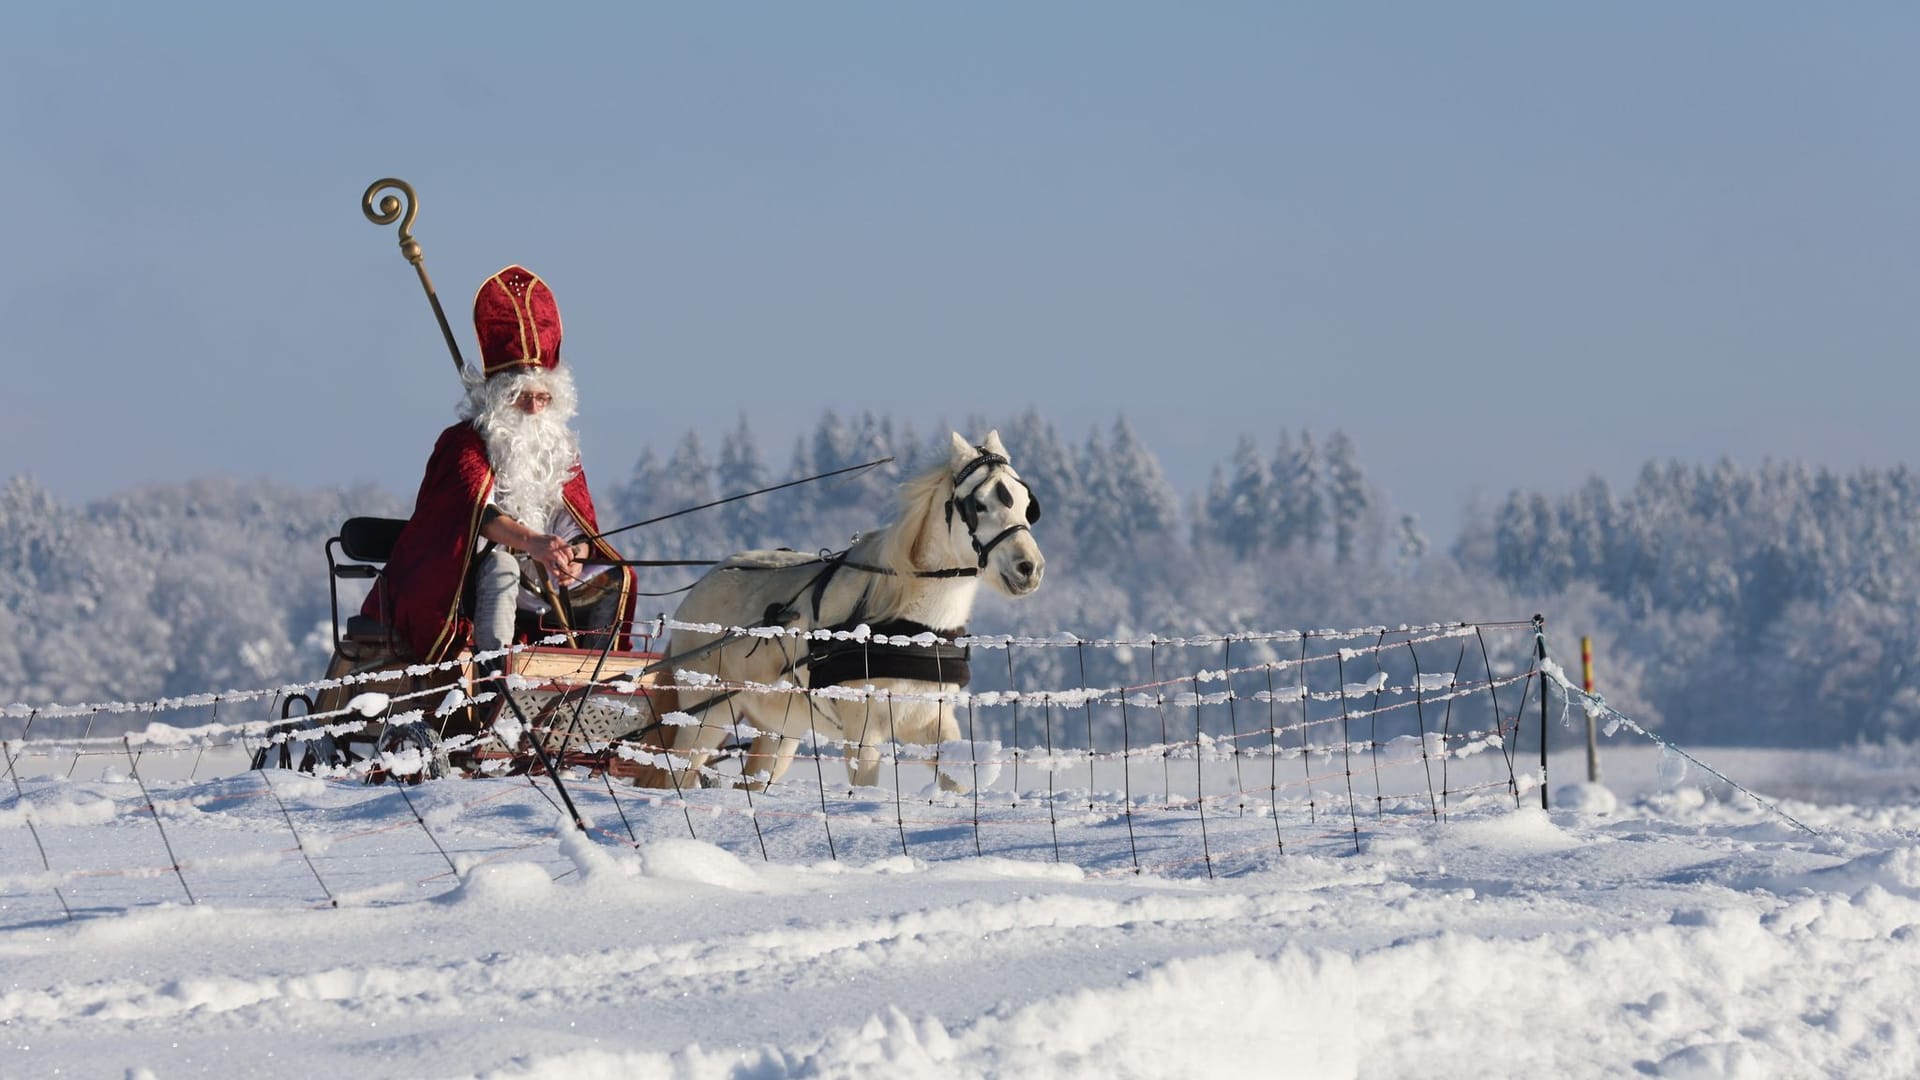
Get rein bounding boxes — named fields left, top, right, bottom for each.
left=587, top=456, right=895, bottom=545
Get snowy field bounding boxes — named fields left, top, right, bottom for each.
left=4, top=740, right=1919, bottom=1079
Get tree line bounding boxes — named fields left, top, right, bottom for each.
left=5, top=412, right=1919, bottom=748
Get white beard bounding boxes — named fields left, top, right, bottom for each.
left=466, top=369, right=581, bottom=529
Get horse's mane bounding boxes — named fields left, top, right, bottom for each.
left=864, top=459, right=956, bottom=619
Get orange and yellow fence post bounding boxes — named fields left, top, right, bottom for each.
left=1582, top=635, right=1600, bottom=783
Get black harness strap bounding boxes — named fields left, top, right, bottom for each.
left=806, top=549, right=853, bottom=623
left=790, top=546, right=972, bottom=626
left=842, top=560, right=976, bottom=580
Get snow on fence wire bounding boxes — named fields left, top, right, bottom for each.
left=1, top=618, right=1551, bottom=923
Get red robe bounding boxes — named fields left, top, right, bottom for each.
left=364, top=422, right=636, bottom=664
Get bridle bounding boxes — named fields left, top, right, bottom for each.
left=740, top=448, right=1044, bottom=691
left=944, top=449, right=1042, bottom=570
left=805, top=450, right=1037, bottom=689
left=765, top=448, right=1045, bottom=631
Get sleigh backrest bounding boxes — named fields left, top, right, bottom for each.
left=327, top=516, right=410, bottom=655
left=338, top=516, right=407, bottom=564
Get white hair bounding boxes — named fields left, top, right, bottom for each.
left=462, top=366, right=581, bottom=527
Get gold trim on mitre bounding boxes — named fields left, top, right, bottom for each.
left=476, top=265, right=559, bottom=376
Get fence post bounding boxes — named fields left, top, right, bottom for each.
left=1583, top=635, right=1600, bottom=783
left=1534, top=615, right=1548, bottom=810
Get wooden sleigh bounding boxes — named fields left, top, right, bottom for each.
left=259, top=515, right=682, bottom=786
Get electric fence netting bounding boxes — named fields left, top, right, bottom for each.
left=2, top=617, right=1599, bottom=923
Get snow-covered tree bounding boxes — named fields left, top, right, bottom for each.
left=715, top=414, right=771, bottom=548
left=1323, top=431, right=1373, bottom=566
left=1272, top=430, right=1324, bottom=555
left=1205, top=436, right=1272, bottom=559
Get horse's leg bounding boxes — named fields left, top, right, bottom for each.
left=845, top=738, right=887, bottom=789
left=662, top=727, right=710, bottom=789
left=742, top=732, right=804, bottom=788
left=892, top=700, right=973, bottom=793
left=741, top=731, right=781, bottom=789
left=930, top=703, right=970, bottom=793
left=769, top=735, right=803, bottom=785
left=665, top=690, right=734, bottom=788
left=829, top=691, right=879, bottom=787
left=838, top=693, right=893, bottom=790
left=858, top=691, right=967, bottom=793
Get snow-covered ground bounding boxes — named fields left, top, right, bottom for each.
left=3, top=743, right=1919, bottom=1079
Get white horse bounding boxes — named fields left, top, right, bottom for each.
left=661, top=431, right=1045, bottom=790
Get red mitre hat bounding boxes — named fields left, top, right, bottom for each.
left=473, top=265, right=563, bottom=378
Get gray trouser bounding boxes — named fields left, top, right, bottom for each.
left=472, top=546, right=624, bottom=655
left=472, top=547, right=522, bottom=655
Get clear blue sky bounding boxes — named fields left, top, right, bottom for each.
left=6, top=3, right=1916, bottom=541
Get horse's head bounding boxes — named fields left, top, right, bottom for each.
left=942, top=430, right=1045, bottom=597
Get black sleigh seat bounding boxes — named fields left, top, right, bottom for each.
left=313, top=514, right=467, bottom=750
left=328, top=516, right=409, bottom=647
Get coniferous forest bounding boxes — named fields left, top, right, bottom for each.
left=6, top=409, right=1920, bottom=748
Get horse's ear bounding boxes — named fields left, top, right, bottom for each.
left=982, top=430, right=1008, bottom=457
left=1025, top=491, right=1042, bottom=524
left=948, top=432, right=974, bottom=466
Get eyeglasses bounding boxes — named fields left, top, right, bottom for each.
left=517, top=391, right=554, bottom=407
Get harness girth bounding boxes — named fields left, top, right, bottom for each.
left=806, top=618, right=972, bottom=689
left=790, top=552, right=969, bottom=687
